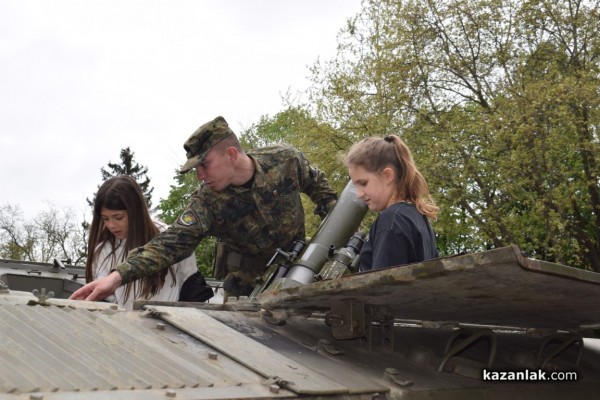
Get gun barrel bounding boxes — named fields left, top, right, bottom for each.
left=282, top=180, right=367, bottom=286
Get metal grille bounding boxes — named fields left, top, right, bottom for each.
left=0, top=305, right=217, bottom=394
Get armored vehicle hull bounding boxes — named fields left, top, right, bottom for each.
left=1, top=246, right=600, bottom=399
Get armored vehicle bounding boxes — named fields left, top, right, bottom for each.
left=2, top=184, right=600, bottom=399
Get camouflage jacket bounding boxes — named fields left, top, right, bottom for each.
left=117, top=144, right=337, bottom=284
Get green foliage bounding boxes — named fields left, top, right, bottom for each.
left=157, top=171, right=198, bottom=225
left=301, top=0, right=600, bottom=270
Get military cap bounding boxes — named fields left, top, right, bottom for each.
left=179, top=116, right=234, bottom=173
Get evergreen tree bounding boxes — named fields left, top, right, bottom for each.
left=88, top=147, right=154, bottom=208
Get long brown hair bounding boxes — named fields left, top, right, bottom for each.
left=85, top=175, right=176, bottom=300
left=344, top=135, right=439, bottom=219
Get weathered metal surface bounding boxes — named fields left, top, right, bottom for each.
left=2, top=246, right=600, bottom=399
left=147, top=306, right=363, bottom=395
left=2, top=290, right=600, bottom=399
left=258, top=246, right=600, bottom=332
left=0, top=298, right=293, bottom=398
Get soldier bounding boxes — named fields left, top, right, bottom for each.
left=71, top=116, right=337, bottom=301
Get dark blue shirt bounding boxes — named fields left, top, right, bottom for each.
left=360, top=202, right=438, bottom=271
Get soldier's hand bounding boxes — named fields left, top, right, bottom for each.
left=69, top=271, right=122, bottom=301
left=314, top=198, right=337, bottom=219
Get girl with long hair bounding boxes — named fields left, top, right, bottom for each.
left=86, top=175, right=199, bottom=309
left=345, top=135, right=439, bottom=271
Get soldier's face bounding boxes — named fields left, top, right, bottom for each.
left=100, top=207, right=129, bottom=240
left=348, top=165, right=396, bottom=212
left=195, top=148, right=234, bottom=192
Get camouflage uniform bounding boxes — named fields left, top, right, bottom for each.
left=116, top=130, right=337, bottom=296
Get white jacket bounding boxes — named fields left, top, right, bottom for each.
left=92, top=221, right=197, bottom=310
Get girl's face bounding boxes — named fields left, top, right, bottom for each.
left=100, top=207, right=129, bottom=240
left=348, top=164, right=397, bottom=212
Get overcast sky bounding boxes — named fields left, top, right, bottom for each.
left=0, top=0, right=362, bottom=220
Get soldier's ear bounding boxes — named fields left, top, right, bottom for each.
left=225, top=147, right=238, bottom=161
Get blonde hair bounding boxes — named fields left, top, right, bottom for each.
left=344, top=135, right=439, bottom=219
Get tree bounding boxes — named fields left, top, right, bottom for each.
left=0, top=204, right=35, bottom=261
left=302, top=0, right=600, bottom=270
left=0, top=203, right=87, bottom=265
left=88, top=147, right=154, bottom=208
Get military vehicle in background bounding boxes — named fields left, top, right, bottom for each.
left=2, top=182, right=600, bottom=399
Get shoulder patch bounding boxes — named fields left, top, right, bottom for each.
left=177, top=210, right=198, bottom=226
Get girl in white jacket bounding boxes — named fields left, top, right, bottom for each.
left=86, top=175, right=200, bottom=310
